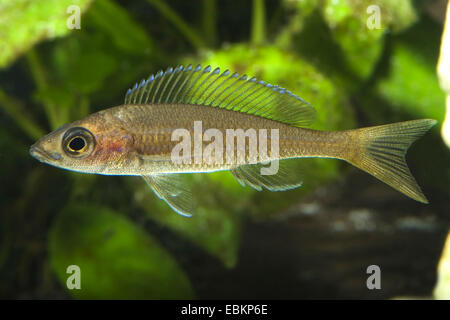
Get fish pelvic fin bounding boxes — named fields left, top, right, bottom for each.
left=142, top=174, right=193, bottom=217
left=348, top=119, right=437, bottom=203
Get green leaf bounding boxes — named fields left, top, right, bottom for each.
left=49, top=204, right=194, bottom=299
left=281, top=0, right=417, bottom=80
left=320, top=0, right=417, bottom=79
left=0, top=0, right=93, bottom=68
left=86, top=0, right=154, bottom=54
left=376, top=43, right=445, bottom=121
left=131, top=174, right=243, bottom=269
left=51, top=35, right=116, bottom=95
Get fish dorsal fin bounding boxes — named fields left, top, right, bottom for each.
left=230, top=159, right=303, bottom=191
left=125, top=65, right=316, bottom=127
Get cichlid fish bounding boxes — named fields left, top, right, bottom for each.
left=29, top=65, right=436, bottom=216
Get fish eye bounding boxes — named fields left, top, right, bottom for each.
left=69, top=136, right=86, bottom=151
left=62, top=127, right=95, bottom=158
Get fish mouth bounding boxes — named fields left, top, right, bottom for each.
left=29, top=145, right=62, bottom=162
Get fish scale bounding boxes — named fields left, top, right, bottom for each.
left=112, top=104, right=345, bottom=168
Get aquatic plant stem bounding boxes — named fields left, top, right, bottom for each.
left=146, top=0, right=206, bottom=49
left=0, top=89, right=45, bottom=140
left=25, top=50, right=60, bottom=130
left=203, top=0, right=217, bottom=47
left=251, top=0, right=266, bottom=46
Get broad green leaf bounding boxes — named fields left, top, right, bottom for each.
left=282, top=0, right=417, bottom=80
left=85, top=0, right=154, bottom=54
left=131, top=174, right=243, bottom=269
left=376, top=43, right=445, bottom=122
left=49, top=204, right=194, bottom=299
left=320, top=0, right=417, bottom=79
left=322, top=0, right=417, bottom=33
left=0, top=0, right=93, bottom=68
left=51, top=35, right=116, bottom=95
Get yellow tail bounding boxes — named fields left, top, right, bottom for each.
left=349, top=119, right=437, bottom=203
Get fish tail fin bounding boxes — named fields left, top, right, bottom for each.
left=349, top=119, right=437, bottom=203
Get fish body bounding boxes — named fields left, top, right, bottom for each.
left=30, top=65, right=436, bottom=216
left=53, top=103, right=350, bottom=174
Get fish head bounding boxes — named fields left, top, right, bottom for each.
left=29, top=111, right=133, bottom=174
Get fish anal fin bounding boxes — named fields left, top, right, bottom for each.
left=230, top=159, right=303, bottom=192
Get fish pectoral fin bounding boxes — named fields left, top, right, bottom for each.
left=230, top=159, right=303, bottom=192
left=142, top=174, right=193, bottom=217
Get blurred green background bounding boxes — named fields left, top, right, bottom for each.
left=0, top=0, right=449, bottom=299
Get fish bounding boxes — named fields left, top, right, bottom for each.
left=29, top=64, right=437, bottom=217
